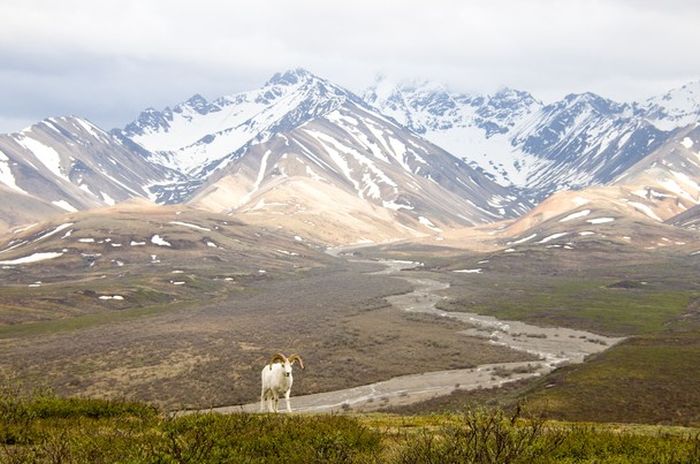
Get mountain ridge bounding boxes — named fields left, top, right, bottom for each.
left=1, top=69, right=699, bottom=245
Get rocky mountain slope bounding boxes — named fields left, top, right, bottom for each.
left=668, top=203, right=700, bottom=231
left=0, top=116, right=183, bottom=226
left=364, top=78, right=700, bottom=198
left=494, top=123, right=700, bottom=253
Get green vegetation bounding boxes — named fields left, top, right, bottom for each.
left=524, top=328, right=700, bottom=426
left=470, top=284, right=691, bottom=336
left=0, top=389, right=381, bottom=463
left=0, top=298, right=190, bottom=339
left=438, top=273, right=696, bottom=336
left=389, top=409, right=700, bottom=464
left=1, top=390, right=699, bottom=463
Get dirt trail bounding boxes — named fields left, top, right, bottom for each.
left=190, top=252, right=624, bottom=414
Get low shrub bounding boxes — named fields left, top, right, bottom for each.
left=396, top=407, right=566, bottom=464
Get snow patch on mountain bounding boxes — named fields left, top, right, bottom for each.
left=16, top=136, right=67, bottom=181
left=51, top=200, right=78, bottom=212
left=0, top=150, right=28, bottom=195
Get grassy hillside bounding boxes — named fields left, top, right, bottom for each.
left=1, top=391, right=699, bottom=463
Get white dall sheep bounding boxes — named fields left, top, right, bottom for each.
left=260, top=353, right=304, bottom=413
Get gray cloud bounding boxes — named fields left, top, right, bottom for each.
left=1, top=0, right=699, bottom=132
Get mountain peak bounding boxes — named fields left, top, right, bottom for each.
left=185, top=93, right=208, bottom=106
left=491, top=87, right=540, bottom=105
left=559, top=92, right=625, bottom=115
left=265, top=68, right=319, bottom=87
left=641, top=80, right=700, bottom=130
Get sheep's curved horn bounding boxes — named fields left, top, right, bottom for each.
left=288, top=354, right=304, bottom=370
left=268, top=353, right=288, bottom=370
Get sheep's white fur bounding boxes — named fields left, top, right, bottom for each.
left=260, top=353, right=303, bottom=413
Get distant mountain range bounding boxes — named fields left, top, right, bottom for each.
left=366, top=77, right=700, bottom=197
left=0, top=68, right=698, bottom=244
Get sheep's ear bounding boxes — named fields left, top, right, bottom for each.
left=289, top=354, right=304, bottom=370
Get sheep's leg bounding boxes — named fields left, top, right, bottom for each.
left=260, top=389, right=266, bottom=413
left=273, top=396, right=279, bottom=413
left=285, top=390, right=292, bottom=413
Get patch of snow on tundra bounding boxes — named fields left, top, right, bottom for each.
left=34, top=223, right=74, bottom=242
left=508, top=233, right=537, bottom=245
left=628, top=202, right=662, bottom=221
left=453, top=268, right=482, bottom=273
left=681, top=137, right=694, bottom=149
left=130, top=240, right=146, bottom=246
left=169, top=221, right=211, bottom=232
left=573, top=196, right=590, bottom=207
left=151, top=235, right=171, bottom=247
left=587, top=217, right=615, bottom=224
left=538, top=233, right=568, bottom=244
left=559, top=209, right=591, bottom=222
left=0, top=252, right=64, bottom=265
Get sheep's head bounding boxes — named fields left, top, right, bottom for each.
left=269, top=353, right=293, bottom=377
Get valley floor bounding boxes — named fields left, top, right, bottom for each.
left=1, top=229, right=699, bottom=427
left=0, top=256, right=529, bottom=410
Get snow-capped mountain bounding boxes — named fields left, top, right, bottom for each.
left=497, top=122, right=700, bottom=249
left=190, top=96, right=529, bottom=241
left=0, top=116, right=182, bottom=225
left=511, top=93, right=668, bottom=194
left=363, top=78, right=692, bottom=198
left=115, top=69, right=530, bottom=242
left=639, top=80, right=700, bottom=131
left=363, top=78, right=543, bottom=187
left=173, top=71, right=531, bottom=242
left=3, top=69, right=700, bottom=244
left=0, top=69, right=531, bottom=238
left=612, top=122, right=700, bottom=220
left=118, top=69, right=369, bottom=179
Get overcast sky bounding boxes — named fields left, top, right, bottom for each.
left=1, top=0, right=699, bottom=133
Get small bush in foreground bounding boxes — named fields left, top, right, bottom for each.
left=394, top=407, right=700, bottom=464
left=396, top=407, right=566, bottom=464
